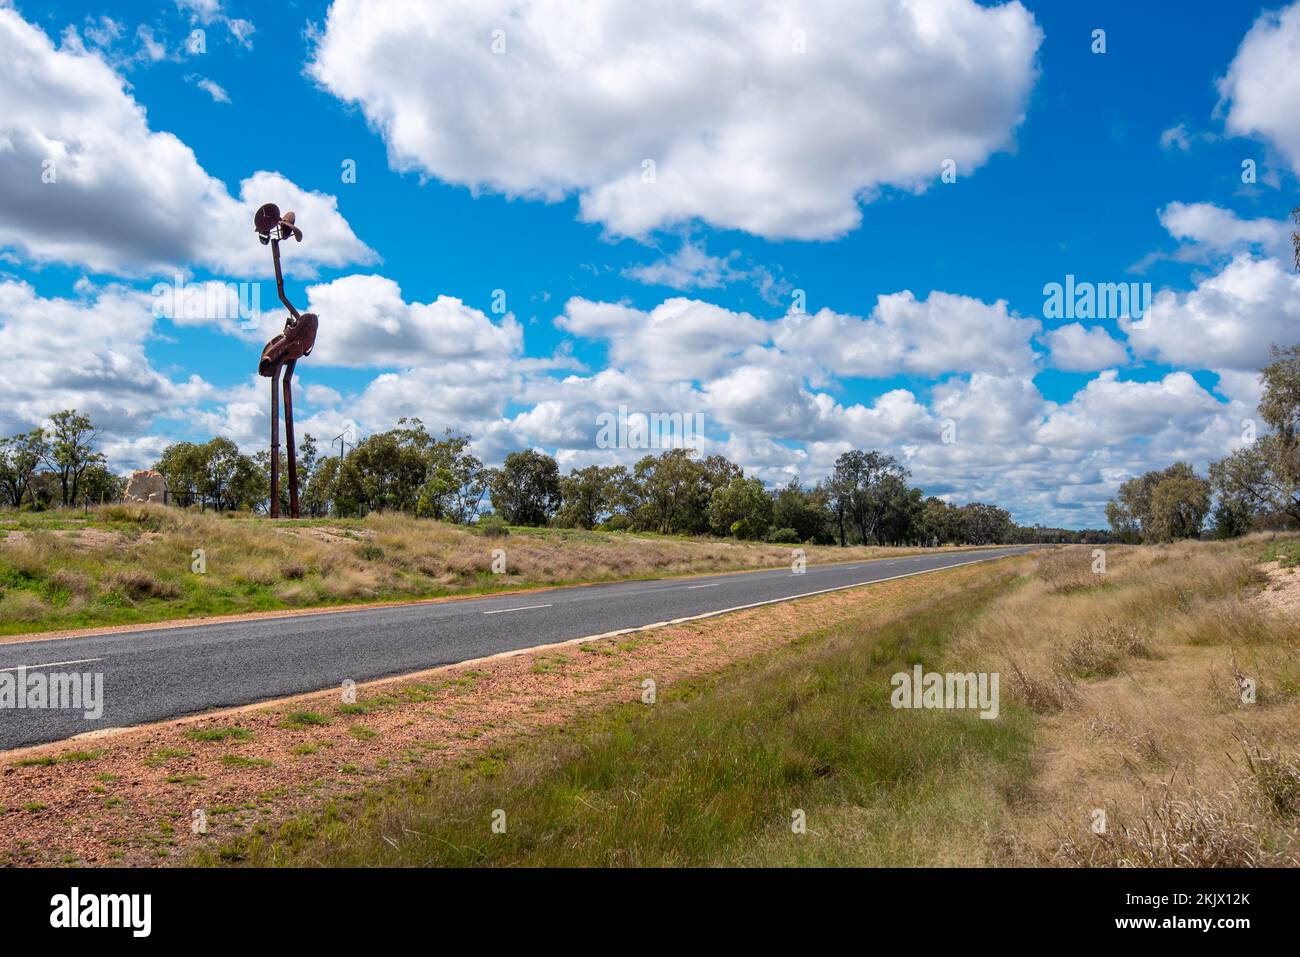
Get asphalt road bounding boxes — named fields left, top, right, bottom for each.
left=0, top=546, right=1032, bottom=750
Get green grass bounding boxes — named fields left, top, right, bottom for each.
left=143, top=747, right=192, bottom=767
left=59, top=749, right=102, bottom=763
left=200, top=565, right=1032, bottom=867
left=221, top=755, right=273, bottom=769
left=338, top=696, right=399, bottom=716
left=8, top=750, right=101, bottom=767
left=279, top=711, right=331, bottom=729
left=1263, top=538, right=1300, bottom=568
left=165, top=774, right=206, bottom=785
left=184, top=726, right=252, bottom=743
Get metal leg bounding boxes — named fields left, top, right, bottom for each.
left=269, top=363, right=281, bottom=518
left=283, top=358, right=299, bottom=519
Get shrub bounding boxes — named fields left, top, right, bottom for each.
left=767, top=527, right=800, bottom=544
left=107, top=569, right=181, bottom=601
left=1037, top=548, right=1098, bottom=593
left=476, top=513, right=509, bottom=538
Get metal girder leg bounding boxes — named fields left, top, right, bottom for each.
left=283, top=358, right=299, bottom=519
left=269, top=362, right=281, bottom=518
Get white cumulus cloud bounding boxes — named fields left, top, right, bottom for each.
left=1043, top=323, right=1128, bottom=372
left=308, top=0, right=1041, bottom=240
left=1125, top=255, right=1300, bottom=372
left=774, top=291, right=1041, bottom=379
left=0, top=8, right=370, bottom=277
left=298, top=274, right=523, bottom=368
left=1218, top=1, right=1300, bottom=173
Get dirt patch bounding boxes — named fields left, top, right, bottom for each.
left=0, top=559, right=1009, bottom=867
left=0, top=528, right=122, bottom=549
left=284, top=525, right=373, bottom=546
left=1255, top=560, right=1300, bottom=617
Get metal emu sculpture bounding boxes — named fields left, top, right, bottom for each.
left=255, top=203, right=318, bottom=519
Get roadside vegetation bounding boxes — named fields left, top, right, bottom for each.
left=980, top=537, right=1299, bottom=865
left=198, top=535, right=1299, bottom=868
left=1106, top=344, right=1300, bottom=544
left=199, top=558, right=1034, bottom=867
left=0, top=503, right=973, bottom=637
left=0, top=553, right=1014, bottom=865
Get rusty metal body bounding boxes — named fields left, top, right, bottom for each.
left=255, top=203, right=315, bottom=519
left=258, top=313, right=318, bottom=376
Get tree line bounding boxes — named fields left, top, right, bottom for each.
left=0, top=410, right=1051, bottom=544
left=2, top=410, right=1119, bottom=546
left=150, top=419, right=1059, bottom=546
left=1106, top=344, right=1300, bottom=543
left=0, top=410, right=123, bottom=508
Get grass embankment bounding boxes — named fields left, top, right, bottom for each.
left=204, top=561, right=1035, bottom=866
left=0, top=504, right=972, bottom=637
left=981, top=538, right=1300, bottom=866
left=204, top=536, right=1300, bottom=868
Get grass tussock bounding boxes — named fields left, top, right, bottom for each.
left=1038, top=784, right=1295, bottom=868
left=1059, top=621, right=1155, bottom=680
left=0, top=503, right=982, bottom=636
left=1032, top=744, right=1300, bottom=867
left=1245, top=747, right=1300, bottom=821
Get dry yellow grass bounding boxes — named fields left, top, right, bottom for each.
left=954, top=537, right=1300, bottom=866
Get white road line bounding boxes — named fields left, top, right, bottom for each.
left=686, top=583, right=722, bottom=589
left=493, top=550, right=1028, bottom=654
left=482, top=604, right=553, bottom=615
left=0, top=657, right=104, bottom=672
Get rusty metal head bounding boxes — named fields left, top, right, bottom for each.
left=254, top=203, right=303, bottom=244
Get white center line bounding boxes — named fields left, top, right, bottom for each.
left=482, top=604, right=553, bottom=615
left=0, top=657, right=104, bottom=672
left=686, top=583, right=722, bottom=589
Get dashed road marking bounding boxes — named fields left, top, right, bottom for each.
left=0, top=657, right=104, bottom=672
left=482, top=604, right=553, bottom=615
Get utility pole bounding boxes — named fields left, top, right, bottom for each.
left=333, top=425, right=355, bottom=460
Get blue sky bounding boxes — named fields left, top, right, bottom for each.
left=1, top=0, right=1298, bottom=528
